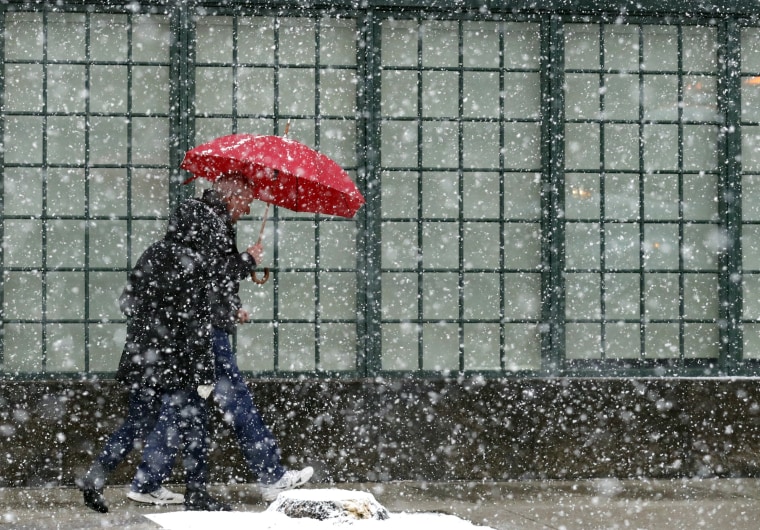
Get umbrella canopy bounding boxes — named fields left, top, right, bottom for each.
left=180, top=133, right=365, bottom=218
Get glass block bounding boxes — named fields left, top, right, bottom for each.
left=683, top=273, right=719, bottom=319
left=319, top=221, right=357, bottom=269
left=91, top=14, right=129, bottom=61
left=47, top=116, right=86, bottom=165
left=132, top=117, right=170, bottom=165
left=566, top=173, right=600, bottom=220
left=381, top=222, right=418, bottom=269
left=605, top=224, right=640, bottom=270
left=464, top=323, right=501, bottom=370
left=565, top=222, right=601, bottom=270
left=746, top=177, right=760, bottom=223
left=463, top=21, right=500, bottom=68
left=382, top=322, right=420, bottom=370
left=89, top=220, right=128, bottom=268
left=743, top=323, right=760, bottom=360
left=382, top=70, right=418, bottom=118
left=642, top=74, right=677, bottom=121
left=503, top=273, right=541, bottom=319
left=4, top=168, right=42, bottom=216
left=503, top=22, right=541, bottom=69
left=278, top=221, right=316, bottom=268
left=319, top=323, right=357, bottom=371
left=194, top=118, right=235, bottom=147
left=278, top=323, right=316, bottom=371
left=5, top=12, right=44, bottom=60
left=89, top=117, right=129, bottom=166
left=195, top=17, right=234, bottom=64
left=131, top=219, right=167, bottom=260
left=237, top=67, right=275, bottom=115
left=421, top=20, right=458, bottom=67
left=565, top=123, right=600, bottom=171
left=683, top=125, right=718, bottom=171
left=643, top=124, right=678, bottom=172
left=381, top=272, right=418, bottom=320
left=565, top=323, right=602, bottom=359
left=463, top=172, right=499, bottom=219
left=89, top=169, right=127, bottom=217
left=605, top=322, right=641, bottom=359
left=47, top=13, right=86, bottom=61
left=133, top=66, right=171, bottom=114
left=605, top=73, right=641, bottom=121
left=565, top=24, right=600, bottom=71
left=565, top=73, right=600, bottom=120
left=195, top=67, right=234, bottom=115
left=744, top=274, right=760, bottom=319
left=238, top=17, right=275, bottom=63
left=504, top=72, right=540, bottom=119
left=604, top=273, right=640, bottom=319
left=279, top=69, right=316, bottom=115
left=605, top=25, right=640, bottom=72
left=381, top=19, right=418, bottom=67
left=46, top=272, right=85, bottom=320
left=422, top=121, right=458, bottom=169
left=644, top=273, right=681, bottom=319
left=46, top=220, right=86, bottom=268
left=132, top=15, right=171, bottom=63
left=89, top=65, right=128, bottom=114
left=742, top=126, right=760, bottom=172
left=382, top=171, right=418, bottom=218
left=239, top=279, right=274, bottom=320
left=422, top=322, right=459, bottom=371
left=742, top=28, right=760, bottom=73
left=47, top=168, right=86, bottom=217
left=89, top=271, right=126, bottom=321
left=504, top=223, right=540, bottom=270
left=4, top=64, right=43, bottom=112
left=236, top=323, right=275, bottom=372
left=644, top=174, right=679, bottom=220
left=684, top=323, right=719, bottom=358
left=643, top=25, right=678, bottom=71
left=2, top=324, right=43, bottom=373
left=503, top=122, right=541, bottom=170
left=463, top=272, right=500, bottom=319
left=644, top=223, right=679, bottom=270
left=4, top=220, right=42, bottom=267
left=131, top=169, right=170, bottom=217
left=46, top=324, right=85, bottom=372
left=565, top=273, right=601, bottom=320
left=683, top=76, right=718, bottom=121
left=381, top=121, right=418, bottom=167
left=280, top=18, right=316, bottom=65
left=422, top=272, right=459, bottom=320
left=3, top=271, right=42, bottom=320
left=88, top=323, right=127, bottom=372
left=422, top=222, right=459, bottom=269
left=682, top=26, right=718, bottom=73
left=278, top=272, right=316, bottom=321
left=742, top=79, right=760, bottom=122
left=504, top=173, right=542, bottom=219
left=320, top=69, right=357, bottom=116
left=645, top=323, right=680, bottom=359
left=605, top=174, right=640, bottom=221
left=422, top=172, right=458, bottom=218
left=5, top=116, right=43, bottom=165
left=320, top=19, right=357, bottom=66
left=464, top=122, right=500, bottom=169
left=683, top=175, right=718, bottom=222
left=319, top=272, right=356, bottom=320
left=503, top=323, right=541, bottom=370
left=422, top=71, right=459, bottom=118
left=604, top=124, right=639, bottom=171
left=464, top=223, right=500, bottom=270
left=320, top=120, right=357, bottom=168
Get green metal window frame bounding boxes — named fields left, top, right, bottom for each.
left=2, top=1, right=760, bottom=380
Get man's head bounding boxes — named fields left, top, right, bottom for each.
left=213, top=173, right=256, bottom=223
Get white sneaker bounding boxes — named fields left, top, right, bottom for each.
left=259, top=466, right=314, bottom=502
left=127, top=486, right=184, bottom=505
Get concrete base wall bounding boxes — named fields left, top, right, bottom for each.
left=1, top=378, right=759, bottom=487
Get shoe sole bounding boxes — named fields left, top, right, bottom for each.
left=127, top=491, right=184, bottom=505
left=261, top=469, right=314, bottom=502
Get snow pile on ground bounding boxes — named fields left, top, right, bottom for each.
left=268, top=489, right=390, bottom=520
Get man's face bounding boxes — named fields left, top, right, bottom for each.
left=225, top=182, right=256, bottom=223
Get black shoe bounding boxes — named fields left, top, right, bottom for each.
left=82, top=488, right=109, bottom=513
left=184, top=490, right=231, bottom=511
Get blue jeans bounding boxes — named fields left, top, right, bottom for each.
left=130, top=389, right=209, bottom=493
left=212, top=327, right=284, bottom=484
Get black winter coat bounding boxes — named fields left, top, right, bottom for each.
left=115, top=190, right=247, bottom=391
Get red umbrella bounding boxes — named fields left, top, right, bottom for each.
left=180, top=133, right=365, bottom=219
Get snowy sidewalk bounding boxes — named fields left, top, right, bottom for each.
left=3, top=478, right=760, bottom=530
